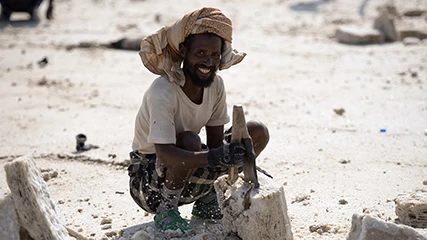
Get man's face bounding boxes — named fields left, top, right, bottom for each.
left=182, top=34, right=222, bottom=88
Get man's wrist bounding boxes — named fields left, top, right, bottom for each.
left=207, top=148, right=219, bottom=167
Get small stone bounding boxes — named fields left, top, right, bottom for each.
left=339, top=199, right=348, bottom=205
left=309, top=224, right=331, bottom=234
left=101, top=224, right=112, bottom=230
left=42, top=173, right=50, bottom=181
left=423, top=180, right=427, bottom=185
left=101, top=217, right=112, bottom=225
left=292, top=194, right=310, bottom=203
left=50, top=171, right=58, bottom=178
left=336, top=25, right=384, bottom=44
left=334, top=108, right=345, bottom=116
left=105, top=231, right=117, bottom=237
left=155, top=14, right=161, bottom=23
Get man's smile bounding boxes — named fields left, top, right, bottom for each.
left=198, top=67, right=211, bottom=75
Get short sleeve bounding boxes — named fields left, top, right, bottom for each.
left=146, top=84, right=177, bottom=144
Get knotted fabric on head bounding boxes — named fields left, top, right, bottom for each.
left=139, top=7, right=246, bottom=86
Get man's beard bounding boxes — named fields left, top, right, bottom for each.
left=183, top=63, right=217, bottom=88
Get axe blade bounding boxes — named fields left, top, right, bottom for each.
left=242, top=137, right=259, bottom=188
left=228, top=105, right=259, bottom=188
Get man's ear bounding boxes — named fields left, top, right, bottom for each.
left=179, top=43, right=186, bottom=58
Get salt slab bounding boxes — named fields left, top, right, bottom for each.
left=4, top=155, right=69, bottom=240
left=214, top=173, right=293, bottom=240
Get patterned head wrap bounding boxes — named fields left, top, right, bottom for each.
left=139, top=7, right=246, bottom=86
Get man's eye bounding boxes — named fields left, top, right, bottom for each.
left=212, top=53, right=221, bottom=58
left=197, top=51, right=204, bottom=56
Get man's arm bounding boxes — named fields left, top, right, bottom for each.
left=155, top=144, right=209, bottom=171
left=155, top=125, right=225, bottom=170
left=155, top=136, right=246, bottom=171
left=206, top=125, right=224, bottom=149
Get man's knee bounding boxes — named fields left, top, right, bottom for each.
left=176, top=131, right=202, bottom=151
left=247, top=120, right=269, bottom=153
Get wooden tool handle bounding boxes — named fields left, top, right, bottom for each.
left=228, top=105, right=250, bottom=185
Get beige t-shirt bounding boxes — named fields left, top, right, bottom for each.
left=132, top=75, right=230, bottom=153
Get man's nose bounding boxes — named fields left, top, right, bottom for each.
left=201, top=56, right=213, bottom=66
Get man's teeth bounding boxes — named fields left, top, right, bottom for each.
left=199, top=68, right=210, bottom=74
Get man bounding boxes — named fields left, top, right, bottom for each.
left=129, top=7, right=269, bottom=233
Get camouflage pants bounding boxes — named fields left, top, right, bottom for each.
left=128, top=150, right=229, bottom=214
left=128, top=128, right=233, bottom=213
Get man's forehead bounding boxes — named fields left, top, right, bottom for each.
left=188, top=33, right=223, bottom=50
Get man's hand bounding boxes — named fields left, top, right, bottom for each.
left=208, top=142, right=246, bottom=167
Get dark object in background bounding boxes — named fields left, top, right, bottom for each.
left=0, top=0, right=54, bottom=21
left=333, top=108, right=346, bottom=116
left=37, top=57, right=48, bottom=68
left=75, top=134, right=87, bottom=151
left=109, top=38, right=141, bottom=51
left=75, top=133, right=99, bottom=152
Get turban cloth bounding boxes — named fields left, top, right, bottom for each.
left=139, top=7, right=246, bottom=86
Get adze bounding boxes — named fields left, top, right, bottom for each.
left=227, top=105, right=260, bottom=188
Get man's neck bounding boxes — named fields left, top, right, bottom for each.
left=181, top=79, right=204, bottom=104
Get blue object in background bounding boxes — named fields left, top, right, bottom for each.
left=380, top=129, right=386, bottom=133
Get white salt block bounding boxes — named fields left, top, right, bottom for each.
left=336, top=25, right=384, bottom=44
left=4, top=155, right=69, bottom=240
left=373, top=7, right=398, bottom=42
left=395, top=189, right=427, bottom=228
left=346, top=213, right=427, bottom=240
left=0, top=195, right=20, bottom=240
left=214, top=173, right=293, bottom=240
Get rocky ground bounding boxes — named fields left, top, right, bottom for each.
left=1, top=0, right=426, bottom=239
